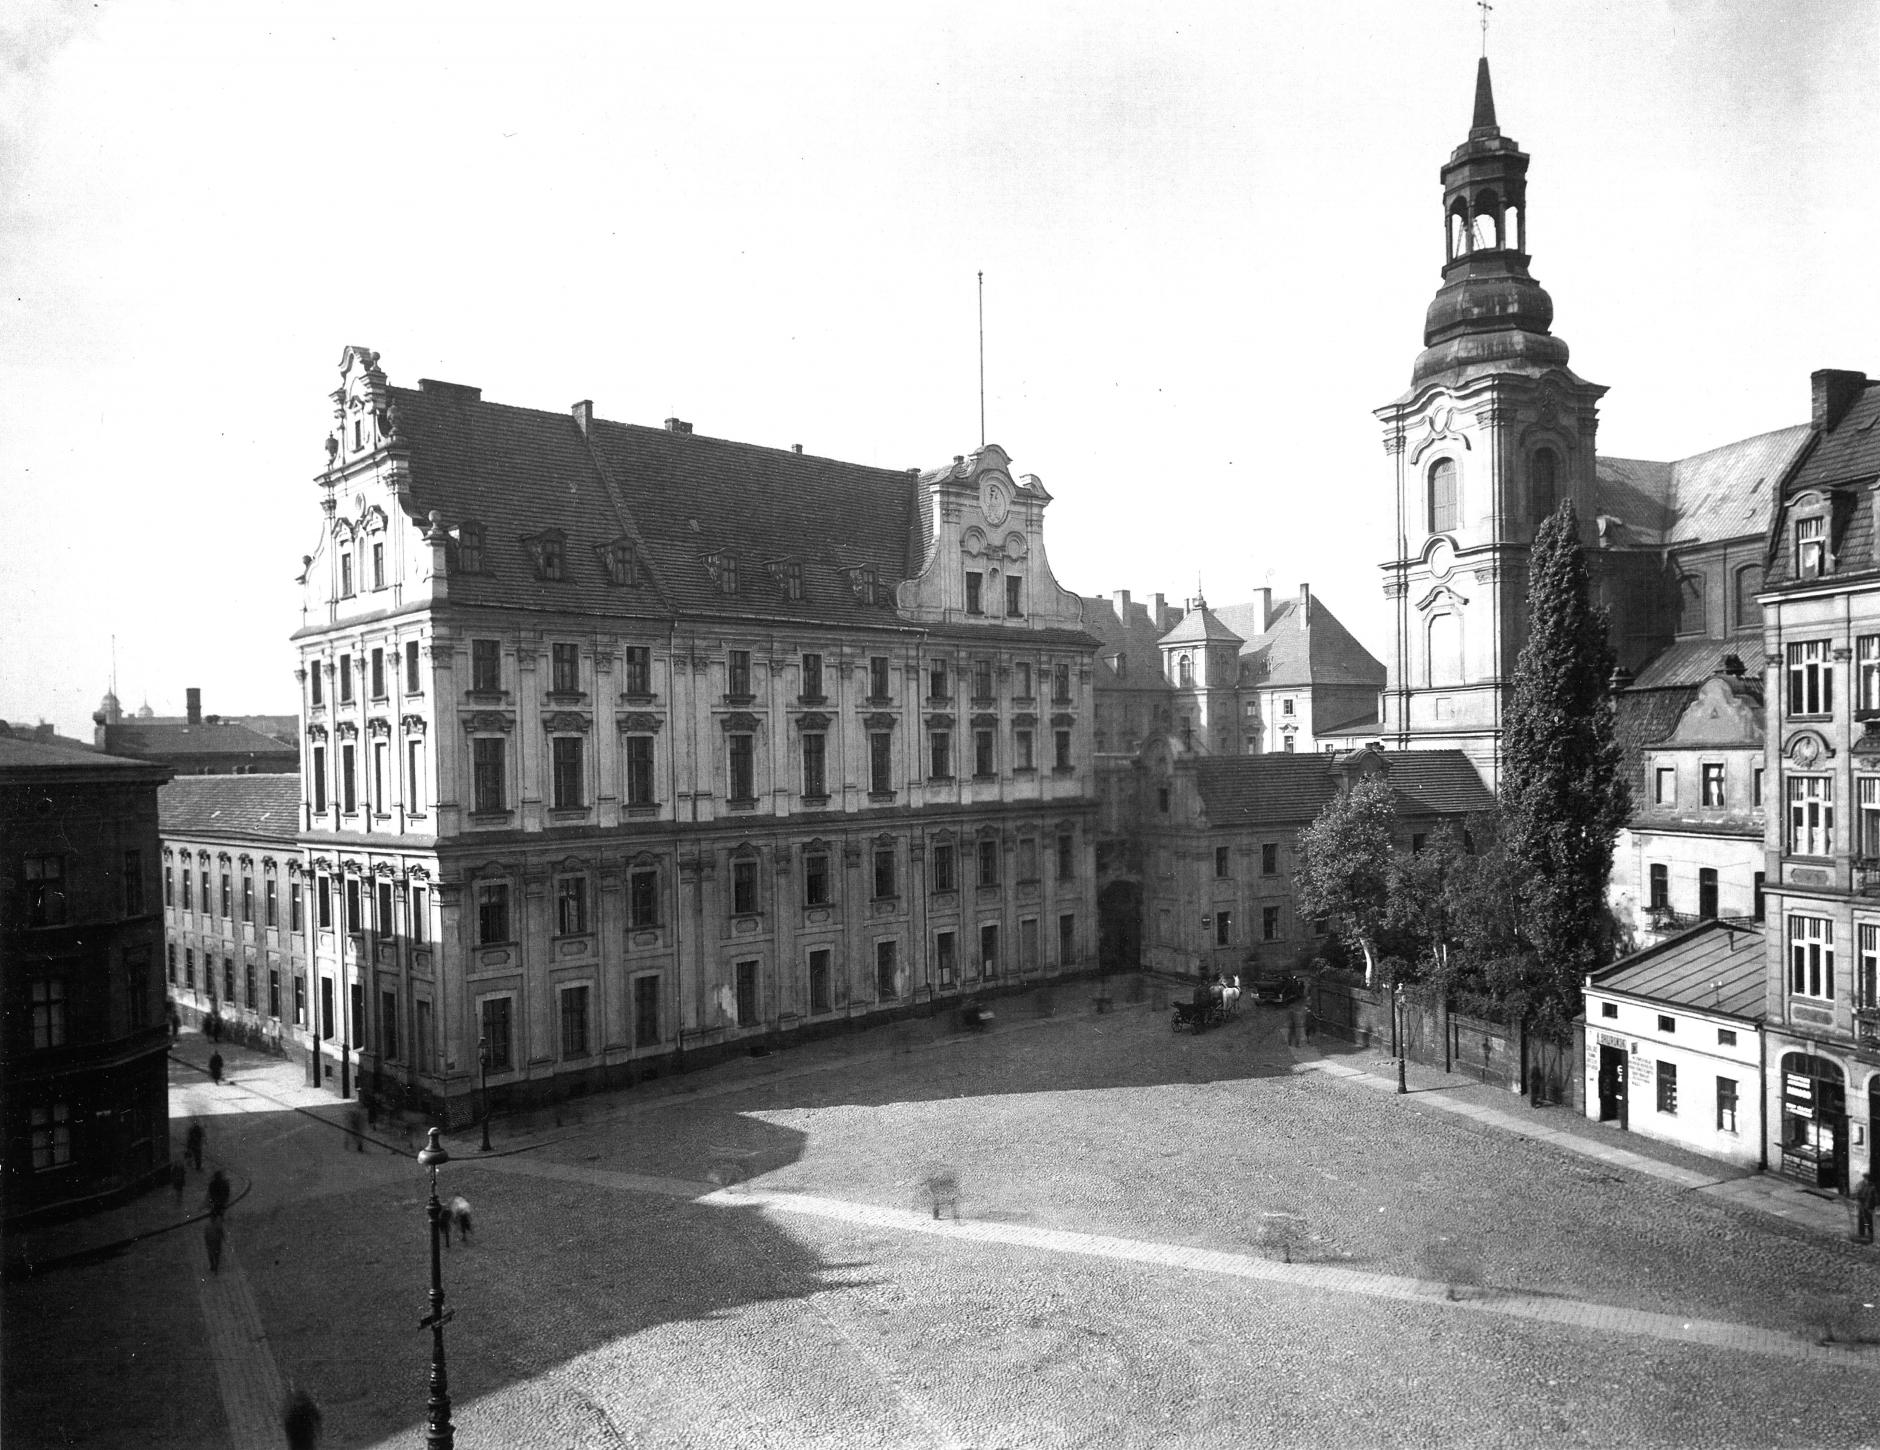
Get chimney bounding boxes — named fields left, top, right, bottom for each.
left=572, top=400, right=593, bottom=435
left=1811, top=369, right=1866, bottom=433
left=1250, top=586, right=1272, bottom=635
left=792, top=444, right=803, bottom=454
left=664, top=418, right=693, bottom=434
left=1112, top=589, right=1132, bottom=620
left=1153, top=593, right=1169, bottom=629
left=186, top=688, right=202, bottom=725
left=1298, top=582, right=1312, bottom=629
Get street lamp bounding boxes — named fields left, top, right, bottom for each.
left=1395, top=985, right=1408, bottom=1095
left=477, top=1035, right=491, bottom=1153
left=416, top=1127, right=455, bottom=1450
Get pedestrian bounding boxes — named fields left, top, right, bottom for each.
left=168, top=1001, right=181, bottom=1042
left=347, top=1108, right=366, bottom=1153
left=185, top=1122, right=205, bottom=1171
left=208, top=1012, right=222, bottom=1043
left=449, top=1195, right=473, bottom=1245
left=282, top=1389, right=323, bottom=1449
left=208, top=1051, right=225, bottom=1086
left=203, top=1215, right=225, bottom=1274
left=207, top=1170, right=231, bottom=1220
left=361, top=1087, right=379, bottom=1132
left=1856, top=1171, right=1877, bottom=1244
left=170, top=1159, right=187, bottom=1206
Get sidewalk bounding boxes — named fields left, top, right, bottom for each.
left=1293, top=1039, right=1864, bottom=1244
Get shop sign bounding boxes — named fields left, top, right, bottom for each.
left=1596, top=1032, right=1626, bottom=1049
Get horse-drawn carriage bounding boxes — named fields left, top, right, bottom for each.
left=1171, top=995, right=1227, bottom=1033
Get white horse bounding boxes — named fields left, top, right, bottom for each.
left=1220, top=979, right=1242, bottom=1019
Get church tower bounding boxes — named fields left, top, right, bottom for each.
left=1376, top=58, right=1606, bottom=787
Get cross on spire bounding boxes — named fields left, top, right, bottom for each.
left=1478, top=0, right=1493, bottom=56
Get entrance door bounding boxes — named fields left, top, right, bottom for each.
left=1598, top=1046, right=1629, bottom=1127
left=1098, top=880, right=1143, bottom=974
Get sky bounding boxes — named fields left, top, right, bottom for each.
left=2, top=0, right=1876, bottom=739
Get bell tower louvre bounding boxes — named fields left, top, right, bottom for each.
left=1376, top=56, right=1608, bottom=788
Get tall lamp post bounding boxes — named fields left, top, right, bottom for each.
left=477, top=1035, right=492, bottom=1153
left=416, top=1127, right=455, bottom=1450
left=1395, top=984, right=1408, bottom=1095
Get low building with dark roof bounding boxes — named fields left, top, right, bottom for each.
left=1, top=738, right=172, bottom=1225
left=93, top=688, right=299, bottom=776
left=1583, top=922, right=1766, bottom=1170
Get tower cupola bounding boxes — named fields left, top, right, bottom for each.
left=1413, top=58, right=1568, bottom=386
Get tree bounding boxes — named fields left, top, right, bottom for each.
left=1295, top=775, right=1398, bottom=987
left=1500, top=500, right=1631, bottom=1028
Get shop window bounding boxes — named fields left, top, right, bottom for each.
left=1656, top=1062, right=1678, bottom=1115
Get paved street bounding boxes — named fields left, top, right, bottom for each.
left=6, top=990, right=1880, bottom=1449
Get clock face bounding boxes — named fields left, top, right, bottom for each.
left=982, top=474, right=1012, bottom=525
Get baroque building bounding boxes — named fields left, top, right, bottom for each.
left=287, top=347, right=1099, bottom=1116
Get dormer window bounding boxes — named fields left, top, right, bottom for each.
left=523, top=530, right=567, bottom=581
left=458, top=523, right=484, bottom=573
left=705, top=551, right=739, bottom=595
left=1178, top=654, right=1193, bottom=688
left=848, top=565, right=881, bottom=606
left=770, top=559, right=803, bottom=601
left=598, top=538, right=638, bottom=586
left=1796, top=514, right=1827, bottom=579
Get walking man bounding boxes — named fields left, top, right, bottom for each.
left=203, top=1215, right=225, bottom=1274
left=185, top=1122, right=205, bottom=1171
left=346, top=1107, right=366, bottom=1153
left=1856, top=1170, right=1877, bottom=1244
left=170, top=1159, right=187, bottom=1207
left=207, top=1170, right=231, bottom=1220
left=208, top=1051, right=225, bottom=1086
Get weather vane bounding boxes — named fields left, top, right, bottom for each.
left=1478, top=0, right=1492, bottom=55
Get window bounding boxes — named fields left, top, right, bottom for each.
left=804, top=850, right=830, bottom=906
left=1786, top=640, right=1832, bottom=715
left=933, top=841, right=956, bottom=892
left=1787, top=775, right=1833, bottom=856
left=980, top=923, right=999, bottom=976
left=1716, top=1078, right=1739, bottom=1133
left=809, top=949, right=833, bottom=1012
left=123, top=850, right=144, bottom=916
left=1004, top=575, right=1023, bottom=617
left=977, top=838, right=999, bottom=886
left=406, top=739, right=426, bottom=814
left=974, top=729, right=995, bottom=777
left=556, top=876, right=588, bottom=936
left=869, top=656, right=890, bottom=700
left=966, top=571, right=983, bottom=615
left=874, top=846, right=896, bottom=899
left=30, top=1104, right=71, bottom=1172
left=340, top=551, right=354, bottom=597
left=409, top=885, right=426, bottom=943
left=1053, top=665, right=1072, bottom=704
left=341, top=745, right=357, bottom=813
left=869, top=732, right=892, bottom=795
left=1676, top=574, right=1706, bottom=635
left=1215, top=910, right=1233, bottom=947
left=877, top=940, right=899, bottom=999
left=339, top=653, right=354, bottom=702
left=1789, top=914, right=1834, bottom=999
left=1054, top=730, right=1072, bottom=770
left=728, top=650, right=752, bottom=699
left=312, top=745, right=328, bottom=814
left=1796, top=514, right=1826, bottom=578
left=471, top=639, right=501, bottom=693
left=1701, top=764, right=1725, bottom=808
left=1017, top=838, right=1039, bottom=881
left=1158, top=787, right=1170, bottom=814
left=1753, top=767, right=1764, bottom=809
left=1017, top=664, right=1033, bottom=699
left=291, top=883, right=303, bottom=933
left=560, top=985, right=590, bottom=1058
left=1261, top=843, right=1278, bottom=876
left=1178, top=655, right=1193, bottom=688
left=344, top=879, right=363, bottom=934
left=295, top=976, right=307, bottom=1027
left=1654, top=767, right=1676, bottom=806
left=732, top=857, right=758, bottom=916
left=537, top=535, right=564, bottom=580
left=1058, top=833, right=1075, bottom=882
left=30, top=978, right=66, bottom=1049
left=269, top=968, right=282, bottom=1018
left=716, top=555, right=740, bottom=596
left=728, top=733, right=755, bottom=803
left=480, top=996, right=513, bottom=1072
left=929, top=660, right=949, bottom=700
left=1657, top=1062, right=1678, bottom=1115
left=310, top=664, right=324, bottom=707
left=477, top=883, right=510, bottom=945
left=801, top=653, right=824, bottom=700
left=372, top=740, right=389, bottom=812
left=1735, top=565, right=1761, bottom=629
left=1658, top=1014, right=1676, bottom=1033
left=1861, top=637, right=1880, bottom=714
left=370, top=647, right=386, bottom=698
left=623, top=646, right=652, bottom=696
left=1718, top=1027, right=1738, bottom=1047
left=973, top=658, right=993, bottom=701
left=1428, top=457, right=1458, bottom=533
left=1600, top=1001, right=1617, bottom=1019
left=625, top=736, right=655, bottom=807
left=199, top=869, right=210, bottom=916
left=220, top=872, right=233, bottom=919
left=405, top=640, right=422, bottom=694
left=774, top=560, right=802, bottom=600
left=601, top=539, right=638, bottom=586
left=1698, top=868, right=1718, bottom=920
left=265, top=878, right=277, bottom=928
left=473, top=737, right=506, bottom=813
left=244, top=960, right=256, bottom=1009
left=629, top=867, right=659, bottom=928
left=184, top=948, right=195, bottom=988
left=551, top=736, right=584, bottom=810
left=936, top=931, right=957, bottom=985
left=239, top=873, right=253, bottom=923
left=551, top=643, right=580, bottom=695
left=316, top=876, right=332, bottom=930
left=1529, top=447, right=1557, bottom=526
left=1058, top=913, right=1075, bottom=966
left=801, top=732, right=827, bottom=798
left=1861, top=923, right=1880, bottom=1011
left=1283, top=736, right=1296, bottom=754
left=1014, top=728, right=1034, bottom=771
left=167, top=943, right=177, bottom=983
left=1262, top=905, right=1281, bottom=941
left=1018, top=916, right=1039, bottom=972
left=165, top=865, right=174, bottom=908
left=929, top=730, right=952, bottom=780
left=634, top=974, right=660, bottom=1047
left=1648, top=863, right=1669, bottom=910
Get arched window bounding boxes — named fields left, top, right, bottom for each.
left=1676, top=573, right=1706, bottom=636
left=1428, top=458, right=1458, bottom=534
left=1504, top=203, right=1524, bottom=253
left=1427, top=612, right=1463, bottom=687
left=1448, top=206, right=1469, bottom=260
left=1470, top=190, right=1500, bottom=251
left=1735, top=565, right=1762, bottom=629
left=1178, top=654, right=1193, bottom=688
left=1530, top=448, right=1557, bottom=527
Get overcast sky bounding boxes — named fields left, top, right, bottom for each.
left=3, top=0, right=1875, bottom=738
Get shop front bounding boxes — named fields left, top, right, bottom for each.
left=1778, top=1052, right=1847, bottom=1191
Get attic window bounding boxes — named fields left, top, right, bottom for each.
left=458, top=523, right=484, bottom=573
left=769, top=560, right=803, bottom=602
left=848, top=566, right=883, bottom=607
left=597, top=538, right=639, bottom=587
left=522, top=530, right=567, bottom=581
left=705, top=552, right=739, bottom=595
left=1796, top=514, right=1827, bottom=579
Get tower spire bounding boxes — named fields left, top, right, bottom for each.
left=1471, top=54, right=1497, bottom=133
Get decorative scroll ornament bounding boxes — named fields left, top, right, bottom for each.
left=616, top=712, right=664, bottom=733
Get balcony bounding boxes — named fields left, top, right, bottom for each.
left=1855, top=861, right=1880, bottom=896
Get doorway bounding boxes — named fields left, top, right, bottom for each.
left=1780, top=1052, right=1848, bottom=1192
left=1597, top=1045, right=1629, bottom=1127
left=1099, top=880, right=1142, bottom=974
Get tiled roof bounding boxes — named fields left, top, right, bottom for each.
left=1591, top=921, right=1765, bottom=1022
left=1216, top=597, right=1386, bottom=691
left=1613, top=687, right=1697, bottom=797
left=0, top=737, right=165, bottom=775
left=1628, top=634, right=1761, bottom=692
left=1796, top=379, right=1880, bottom=488
left=1156, top=602, right=1244, bottom=648
left=1596, top=425, right=1809, bottom=548
left=1082, top=596, right=1178, bottom=694
left=159, top=774, right=303, bottom=842
left=1191, top=748, right=1490, bottom=827
left=0, top=722, right=94, bottom=752
left=392, top=382, right=927, bottom=629
left=102, top=721, right=300, bottom=762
